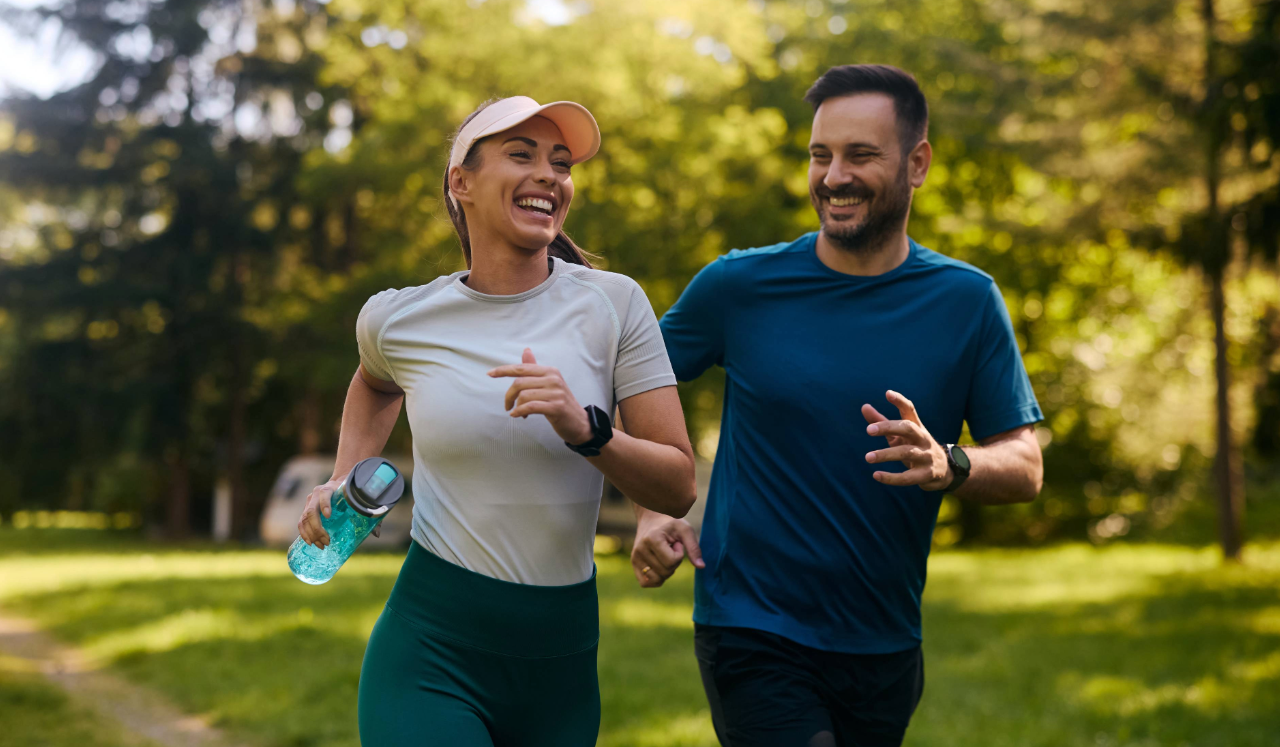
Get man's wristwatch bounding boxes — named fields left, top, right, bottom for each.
left=565, top=404, right=613, bottom=457
left=942, top=444, right=971, bottom=493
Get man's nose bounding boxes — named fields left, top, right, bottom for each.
left=824, top=156, right=854, bottom=189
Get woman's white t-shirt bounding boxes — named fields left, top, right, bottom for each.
left=356, top=257, right=677, bottom=586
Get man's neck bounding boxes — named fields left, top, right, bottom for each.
left=814, top=229, right=911, bottom=277
left=465, top=227, right=552, bottom=295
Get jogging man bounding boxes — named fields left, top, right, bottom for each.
left=631, top=64, right=1045, bottom=746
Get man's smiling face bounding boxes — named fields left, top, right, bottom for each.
left=808, top=93, right=916, bottom=254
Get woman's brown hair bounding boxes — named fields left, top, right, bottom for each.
left=442, top=100, right=596, bottom=269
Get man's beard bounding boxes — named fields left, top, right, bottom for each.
left=812, top=162, right=912, bottom=255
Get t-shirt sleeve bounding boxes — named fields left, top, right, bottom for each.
left=965, top=281, right=1044, bottom=441
left=612, top=278, right=678, bottom=402
left=355, top=289, right=400, bottom=383
left=659, top=257, right=727, bottom=382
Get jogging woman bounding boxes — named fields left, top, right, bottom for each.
left=295, top=96, right=696, bottom=746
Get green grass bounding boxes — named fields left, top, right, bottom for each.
left=2, top=530, right=1279, bottom=747
left=0, top=666, right=156, bottom=747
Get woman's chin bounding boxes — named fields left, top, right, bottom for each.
left=509, top=227, right=559, bottom=251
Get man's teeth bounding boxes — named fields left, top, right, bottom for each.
left=828, top=196, right=867, bottom=207
left=516, top=197, right=554, bottom=213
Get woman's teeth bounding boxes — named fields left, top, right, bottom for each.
left=516, top=197, right=554, bottom=214
left=828, top=196, right=867, bottom=207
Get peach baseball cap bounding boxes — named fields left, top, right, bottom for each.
left=447, top=96, right=601, bottom=205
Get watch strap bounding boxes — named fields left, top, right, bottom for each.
left=943, top=444, right=970, bottom=493
left=565, top=405, right=613, bottom=457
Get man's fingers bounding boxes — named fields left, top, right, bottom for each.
left=861, top=403, right=889, bottom=425
left=642, top=539, right=681, bottom=574
left=886, top=390, right=921, bottom=425
left=672, top=522, right=705, bottom=569
left=866, top=419, right=924, bottom=442
left=872, top=467, right=933, bottom=486
left=633, top=545, right=675, bottom=585
left=866, top=444, right=926, bottom=466
left=522, top=347, right=537, bottom=365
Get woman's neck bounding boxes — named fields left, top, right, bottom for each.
left=464, top=228, right=552, bottom=296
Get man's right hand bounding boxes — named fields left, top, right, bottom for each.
left=298, top=478, right=343, bottom=550
left=631, top=515, right=705, bottom=587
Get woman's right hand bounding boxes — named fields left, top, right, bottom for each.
left=298, top=478, right=344, bottom=550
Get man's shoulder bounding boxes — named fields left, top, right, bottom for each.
left=910, top=242, right=996, bottom=290
left=720, top=233, right=817, bottom=265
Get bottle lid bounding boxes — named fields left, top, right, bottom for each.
left=345, top=458, right=405, bottom=517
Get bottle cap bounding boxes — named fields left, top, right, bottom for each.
left=344, top=458, right=405, bottom=517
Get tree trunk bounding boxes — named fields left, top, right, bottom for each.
left=165, top=446, right=190, bottom=539
left=227, top=334, right=250, bottom=540
left=1210, top=274, right=1244, bottom=560
left=297, top=389, right=323, bottom=454
left=1202, top=0, right=1244, bottom=561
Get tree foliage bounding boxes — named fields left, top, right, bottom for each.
left=1, top=0, right=1276, bottom=544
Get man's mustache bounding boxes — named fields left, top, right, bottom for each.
left=814, top=184, right=874, bottom=200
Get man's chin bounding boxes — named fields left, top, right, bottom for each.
left=820, top=219, right=870, bottom=250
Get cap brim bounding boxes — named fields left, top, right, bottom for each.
left=473, top=100, right=601, bottom=165
left=529, top=102, right=601, bottom=165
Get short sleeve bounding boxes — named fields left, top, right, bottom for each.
left=659, top=257, right=727, bottom=381
left=964, top=282, right=1044, bottom=441
left=612, top=279, right=678, bottom=402
left=356, top=289, right=400, bottom=383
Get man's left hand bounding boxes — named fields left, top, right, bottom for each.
left=861, top=390, right=953, bottom=491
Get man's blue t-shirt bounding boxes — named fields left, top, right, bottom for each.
left=660, top=232, right=1042, bottom=654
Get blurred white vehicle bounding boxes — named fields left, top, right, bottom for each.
left=259, top=454, right=415, bottom=548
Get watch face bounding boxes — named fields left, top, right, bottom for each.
left=951, top=445, right=971, bottom=472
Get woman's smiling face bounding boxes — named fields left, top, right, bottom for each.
left=451, top=115, right=575, bottom=252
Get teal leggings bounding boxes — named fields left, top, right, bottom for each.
left=357, top=542, right=600, bottom=746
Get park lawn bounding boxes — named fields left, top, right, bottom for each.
left=0, top=665, right=158, bottom=747
left=1, top=530, right=1278, bottom=747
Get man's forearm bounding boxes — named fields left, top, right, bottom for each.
left=331, top=370, right=404, bottom=482
left=952, top=429, right=1043, bottom=505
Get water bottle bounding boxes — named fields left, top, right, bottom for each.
left=287, top=457, right=405, bottom=585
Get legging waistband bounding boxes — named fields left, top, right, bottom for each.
left=385, top=540, right=599, bottom=658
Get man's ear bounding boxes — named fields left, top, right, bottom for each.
left=908, top=140, right=932, bottom=189
left=448, top=165, right=473, bottom=206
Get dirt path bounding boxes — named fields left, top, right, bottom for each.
left=0, top=612, right=249, bottom=747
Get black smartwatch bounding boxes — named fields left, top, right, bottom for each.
left=941, top=444, right=971, bottom=493
left=565, top=404, right=613, bottom=457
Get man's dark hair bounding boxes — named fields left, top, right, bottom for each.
left=804, top=64, right=928, bottom=154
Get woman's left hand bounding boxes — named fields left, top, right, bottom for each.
left=488, top=348, right=593, bottom=445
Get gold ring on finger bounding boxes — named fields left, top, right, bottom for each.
left=641, top=566, right=651, bottom=575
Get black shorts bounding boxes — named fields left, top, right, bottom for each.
left=695, top=624, right=924, bottom=747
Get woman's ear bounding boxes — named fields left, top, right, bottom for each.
left=448, top=165, right=472, bottom=206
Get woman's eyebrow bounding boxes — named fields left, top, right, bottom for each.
left=502, top=136, right=571, bottom=155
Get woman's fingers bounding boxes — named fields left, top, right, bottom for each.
left=298, top=486, right=333, bottom=548
left=503, top=378, right=559, bottom=411
left=508, top=399, right=559, bottom=419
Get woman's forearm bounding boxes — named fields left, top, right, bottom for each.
left=331, top=368, right=405, bottom=482
left=590, top=432, right=696, bottom=518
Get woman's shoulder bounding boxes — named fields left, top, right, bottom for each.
left=558, top=264, right=649, bottom=302
left=358, top=274, right=459, bottom=331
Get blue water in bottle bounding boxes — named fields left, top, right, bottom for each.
left=288, top=458, right=404, bottom=585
